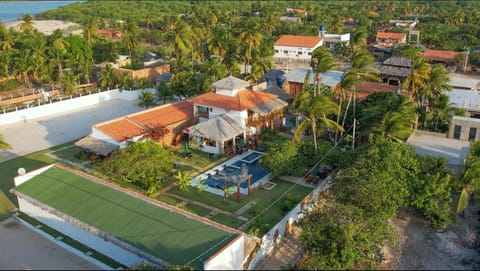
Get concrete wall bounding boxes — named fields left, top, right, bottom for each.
left=0, top=88, right=153, bottom=125
left=204, top=235, right=245, bottom=270
left=448, top=116, right=480, bottom=141
left=274, top=44, right=322, bottom=61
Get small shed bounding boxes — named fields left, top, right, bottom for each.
left=75, top=135, right=119, bottom=156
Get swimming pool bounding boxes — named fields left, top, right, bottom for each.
left=191, top=151, right=271, bottom=197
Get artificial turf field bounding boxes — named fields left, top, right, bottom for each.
left=14, top=166, right=237, bottom=268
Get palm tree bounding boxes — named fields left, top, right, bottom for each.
left=61, top=71, right=78, bottom=96
left=48, top=29, right=69, bottom=80
left=19, top=14, right=34, bottom=33
left=0, top=27, right=17, bottom=76
left=339, top=48, right=380, bottom=147
left=310, top=47, right=337, bottom=96
left=121, top=22, right=139, bottom=59
left=137, top=89, right=156, bottom=108
left=174, top=170, right=192, bottom=192
left=294, top=91, right=344, bottom=154
left=118, top=72, right=131, bottom=91
left=0, top=134, right=11, bottom=150
left=156, top=81, right=174, bottom=104
left=169, top=20, right=193, bottom=58
left=13, top=50, right=33, bottom=89
left=239, top=19, right=263, bottom=76
left=402, top=55, right=430, bottom=100
left=99, top=64, right=117, bottom=90
left=376, top=95, right=417, bottom=143
left=207, top=25, right=229, bottom=61
left=82, top=19, right=97, bottom=44
left=418, top=64, right=452, bottom=114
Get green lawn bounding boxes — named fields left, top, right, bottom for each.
left=169, top=179, right=312, bottom=232
left=50, top=145, right=85, bottom=164
left=170, top=147, right=223, bottom=169
left=210, top=213, right=245, bottom=229
left=0, top=190, right=15, bottom=220
left=14, top=166, right=237, bottom=268
left=180, top=203, right=212, bottom=217
left=156, top=194, right=183, bottom=206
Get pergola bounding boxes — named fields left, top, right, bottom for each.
left=213, top=163, right=253, bottom=201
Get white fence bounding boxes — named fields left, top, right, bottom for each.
left=0, top=88, right=155, bottom=126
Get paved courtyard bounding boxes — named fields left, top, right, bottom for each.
left=0, top=99, right=142, bottom=162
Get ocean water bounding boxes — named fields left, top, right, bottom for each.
left=0, top=1, right=82, bottom=22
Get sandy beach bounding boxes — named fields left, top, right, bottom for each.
left=3, top=19, right=83, bottom=36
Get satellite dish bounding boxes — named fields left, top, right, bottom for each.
left=17, top=168, right=26, bottom=176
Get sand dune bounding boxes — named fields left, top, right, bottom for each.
left=4, top=19, right=83, bottom=36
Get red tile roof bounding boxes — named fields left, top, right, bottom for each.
left=94, top=100, right=193, bottom=142
left=376, top=32, right=406, bottom=40
left=353, top=82, right=398, bottom=100
left=274, top=35, right=322, bottom=48
left=422, top=49, right=461, bottom=62
left=189, top=89, right=278, bottom=111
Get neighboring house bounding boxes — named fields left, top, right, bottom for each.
left=376, top=32, right=407, bottom=47
left=187, top=76, right=288, bottom=155
left=284, top=67, right=344, bottom=98
left=367, top=45, right=393, bottom=61
left=354, top=82, right=399, bottom=100
left=389, top=19, right=418, bottom=29
left=86, top=99, right=194, bottom=150
left=422, top=49, right=462, bottom=68
left=142, top=52, right=163, bottom=68
left=279, top=16, right=302, bottom=23
left=445, top=88, right=480, bottom=118
left=375, top=56, right=412, bottom=86
left=449, top=116, right=480, bottom=141
left=97, top=28, right=122, bottom=39
left=273, top=35, right=323, bottom=62
left=447, top=73, right=480, bottom=91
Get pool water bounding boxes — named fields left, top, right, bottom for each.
left=203, top=154, right=269, bottom=190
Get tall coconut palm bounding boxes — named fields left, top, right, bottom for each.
left=156, top=81, right=174, bottom=104
left=339, top=48, right=380, bottom=147
left=402, top=55, right=430, bottom=100
left=61, top=71, right=78, bottom=96
left=19, top=14, right=34, bottom=33
left=207, top=25, right=229, bottom=61
left=169, top=20, right=193, bottom=58
left=239, top=19, right=263, bottom=76
left=48, top=29, right=69, bottom=80
left=99, top=64, right=117, bottom=90
left=121, top=22, right=139, bottom=59
left=457, top=141, right=480, bottom=215
left=376, top=95, right=417, bottom=143
left=294, top=91, right=344, bottom=154
left=418, top=64, right=452, bottom=114
left=118, top=72, right=131, bottom=91
left=0, top=27, right=16, bottom=76
left=82, top=19, right=97, bottom=44
left=310, top=46, right=337, bottom=96
left=13, top=50, right=33, bottom=89
left=137, top=89, right=156, bottom=108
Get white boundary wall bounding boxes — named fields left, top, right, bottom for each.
left=247, top=176, right=332, bottom=270
left=204, top=235, right=245, bottom=270
left=0, top=88, right=155, bottom=125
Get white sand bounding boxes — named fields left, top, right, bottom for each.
left=4, top=19, right=83, bottom=36
left=0, top=217, right=100, bottom=270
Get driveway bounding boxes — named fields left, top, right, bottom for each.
left=0, top=99, right=142, bottom=162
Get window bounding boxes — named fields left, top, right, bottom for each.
left=204, top=138, right=216, bottom=147
left=308, top=52, right=312, bottom=55
left=284, top=50, right=288, bottom=54
left=469, top=127, right=477, bottom=141
left=274, top=49, right=279, bottom=53
left=298, top=51, right=302, bottom=55
left=453, top=125, right=461, bottom=139
left=197, top=106, right=208, bottom=113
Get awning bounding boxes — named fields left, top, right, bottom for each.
left=188, top=114, right=246, bottom=142
left=250, top=98, right=288, bottom=115
left=74, top=135, right=119, bottom=156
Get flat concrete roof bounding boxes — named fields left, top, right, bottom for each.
left=406, top=131, right=470, bottom=166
